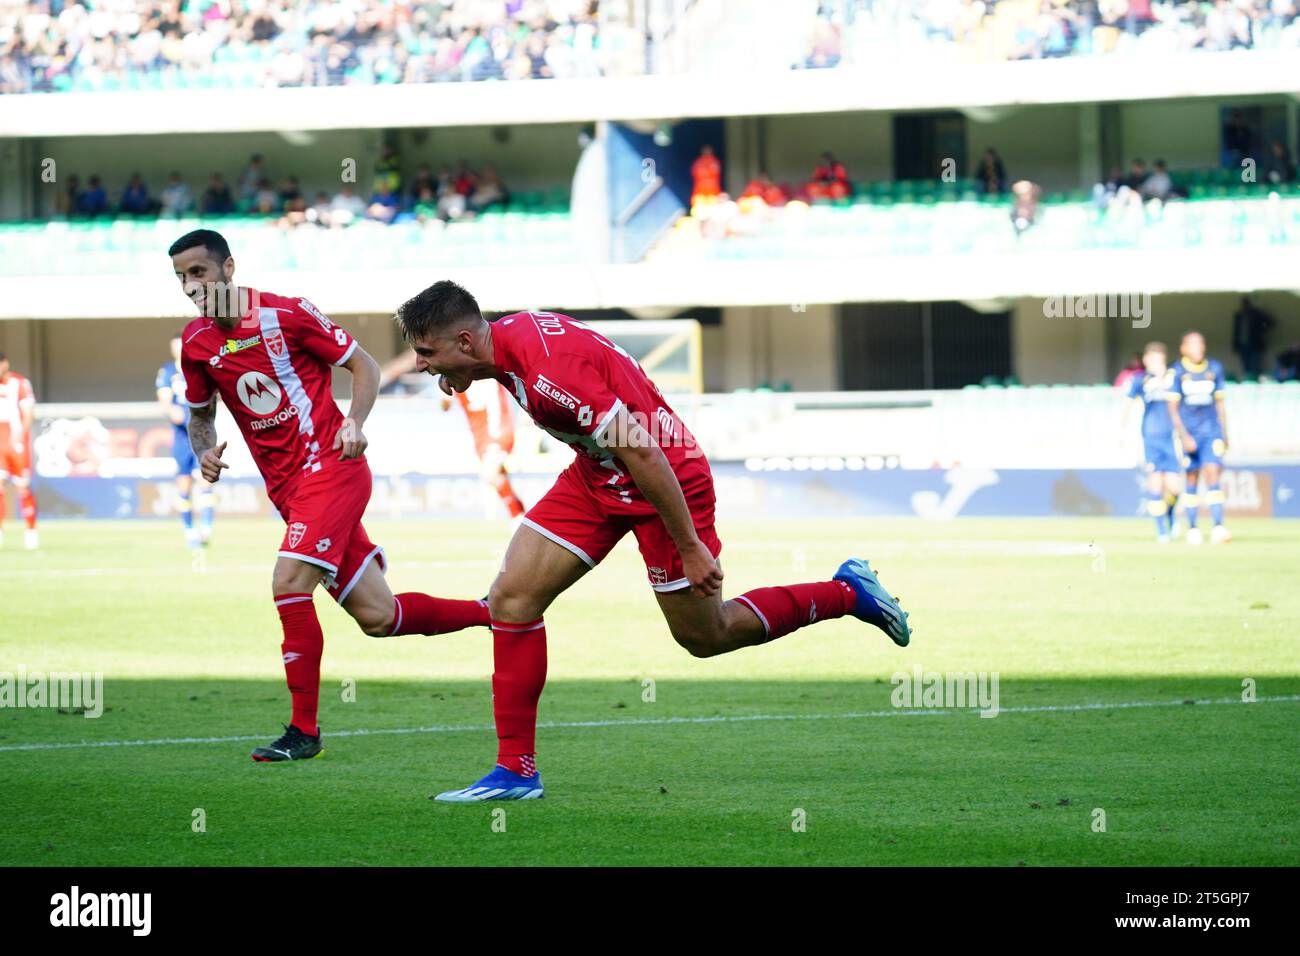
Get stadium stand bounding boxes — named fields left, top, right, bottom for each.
left=0, top=0, right=633, bottom=94
left=796, top=0, right=1300, bottom=68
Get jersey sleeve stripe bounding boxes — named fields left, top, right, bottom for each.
left=591, top=399, right=624, bottom=442
left=184, top=395, right=216, bottom=408
left=332, top=339, right=358, bottom=367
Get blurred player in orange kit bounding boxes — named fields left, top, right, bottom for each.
left=442, top=378, right=526, bottom=520
left=690, top=144, right=722, bottom=208
left=0, top=351, right=39, bottom=550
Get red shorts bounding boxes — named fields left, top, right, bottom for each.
left=276, top=460, right=386, bottom=603
left=0, top=440, right=32, bottom=484
left=522, top=462, right=722, bottom=592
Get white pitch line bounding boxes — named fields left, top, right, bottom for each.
left=0, top=694, right=1295, bottom=755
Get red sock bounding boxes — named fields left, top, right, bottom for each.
left=19, top=488, right=36, bottom=529
left=734, top=580, right=855, bottom=642
left=491, top=617, right=547, bottom=777
left=492, top=474, right=526, bottom=518
left=389, top=593, right=489, bottom=636
left=275, top=593, right=323, bottom=736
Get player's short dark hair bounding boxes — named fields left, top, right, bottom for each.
left=1183, top=329, right=1204, bottom=341
left=1144, top=341, right=1167, bottom=356
left=168, top=229, right=231, bottom=264
left=395, top=280, right=484, bottom=343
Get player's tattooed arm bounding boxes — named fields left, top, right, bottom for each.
left=336, top=345, right=381, bottom=459
left=607, top=406, right=723, bottom=598
left=188, top=400, right=229, bottom=482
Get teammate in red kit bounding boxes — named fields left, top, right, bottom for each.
left=169, top=231, right=490, bottom=762
left=0, top=352, right=39, bottom=550
left=396, top=282, right=912, bottom=801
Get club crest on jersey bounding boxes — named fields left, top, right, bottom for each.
left=648, top=566, right=668, bottom=585
left=264, top=330, right=286, bottom=358
left=533, top=374, right=578, bottom=411
left=287, top=522, right=307, bottom=549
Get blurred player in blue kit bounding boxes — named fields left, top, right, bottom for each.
left=156, top=331, right=214, bottom=548
left=1167, top=331, right=1231, bottom=545
left=1122, top=341, right=1181, bottom=542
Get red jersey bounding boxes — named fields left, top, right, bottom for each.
left=489, top=311, right=711, bottom=505
left=0, top=371, right=35, bottom=446
left=180, top=289, right=360, bottom=510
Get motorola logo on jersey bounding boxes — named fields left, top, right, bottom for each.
left=236, top=371, right=283, bottom=415
left=250, top=403, right=300, bottom=431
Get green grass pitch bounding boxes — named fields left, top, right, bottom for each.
left=1, top=515, right=1297, bottom=866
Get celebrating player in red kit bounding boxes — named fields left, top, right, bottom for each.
left=396, top=281, right=912, bottom=801
left=0, top=352, right=39, bottom=550
left=170, top=231, right=490, bottom=762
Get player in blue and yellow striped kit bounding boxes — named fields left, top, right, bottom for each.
left=1167, top=331, right=1231, bottom=544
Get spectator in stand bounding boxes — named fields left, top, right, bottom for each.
left=1093, top=165, right=1126, bottom=210
left=1222, top=109, right=1253, bottom=169
left=1276, top=340, right=1300, bottom=382
left=453, top=161, right=477, bottom=198
left=253, top=179, right=279, bottom=215
left=691, top=145, right=723, bottom=208
left=1114, top=352, right=1144, bottom=389
left=56, top=174, right=82, bottom=218
left=469, top=164, right=508, bottom=212
left=75, top=175, right=109, bottom=217
left=329, top=185, right=366, bottom=227
left=200, top=173, right=234, bottom=215
left=374, top=143, right=402, bottom=195
left=740, top=172, right=789, bottom=207
left=807, top=152, right=852, bottom=201
left=161, top=172, right=193, bottom=217
left=307, top=191, right=333, bottom=227
left=1139, top=160, right=1173, bottom=201
left=978, top=149, right=1007, bottom=195
left=118, top=173, right=153, bottom=215
left=277, top=176, right=303, bottom=212
left=1122, top=158, right=1149, bottom=190
left=409, top=163, right=437, bottom=206
left=413, top=185, right=440, bottom=223
left=437, top=166, right=469, bottom=220
left=367, top=181, right=400, bottom=223
left=278, top=194, right=309, bottom=229
left=1232, top=295, right=1275, bottom=380
left=1261, top=140, right=1295, bottom=185
left=1010, top=179, right=1041, bottom=235
left=238, top=154, right=266, bottom=207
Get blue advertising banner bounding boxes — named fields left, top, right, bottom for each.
left=19, top=464, right=1297, bottom=521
